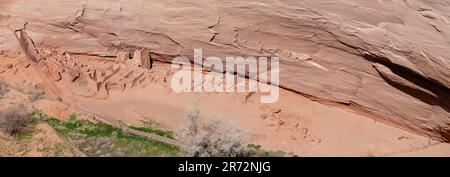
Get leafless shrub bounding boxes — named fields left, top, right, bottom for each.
left=0, top=105, right=35, bottom=136
left=185, top=102, right=200, bottom=135
left=179, top=104, right=255, bottom=157
left=29, top=87, right=45, bottom=102
left=0, top=79, right=8, bottom=99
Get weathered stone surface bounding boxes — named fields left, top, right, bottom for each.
left=129, top=49, right=152, bottom=69
left=0, top=0, right=449, bottom=140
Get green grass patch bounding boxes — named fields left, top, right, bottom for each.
left=46, top=117, right=119, bottom=137
left=129, top=126, right=175, bottom=139
left=32, top=110, right=182, bottom=157
left=248, top=144, right=291, bottom=157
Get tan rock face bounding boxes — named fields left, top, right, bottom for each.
left=0, top=0, right=449, bottom=140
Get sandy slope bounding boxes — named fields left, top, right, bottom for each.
left=1, top=52, right=450, bottom=157
left=70, top=62, right=450, bottom=157
left=1, top=0, right=449, bottom=140
left=0, top=90, right=81, bottom=157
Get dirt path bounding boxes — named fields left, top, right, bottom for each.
left=76, top=84, right=450, bottom=157
left=70, top=103, right=183, bottom=147
left=2, top=52, right=450, bottom=157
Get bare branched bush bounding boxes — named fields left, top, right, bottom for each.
left=0, top=79, right=8, bottom=99
left=0, top=105, right=35, bottom=136
left=29, top=87, right=45, bottom=102
left=179, top=104, right=255, bottom=157
left=185, top=102, right=200, bottom=135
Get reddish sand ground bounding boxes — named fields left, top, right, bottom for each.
left=2, top=54, right=450, bottom=157
left=77, top=82, right=450, bottom=156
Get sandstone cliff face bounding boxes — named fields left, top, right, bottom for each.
left=1, top=0, right=449, bottom=140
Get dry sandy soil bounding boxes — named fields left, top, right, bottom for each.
left=0, top=89, right=82, bottom=157
left=1, top=0, right=449, bottom=141
left=1, top=0, right=450, bottom=157
left=1, top=53, right=449, bottom=157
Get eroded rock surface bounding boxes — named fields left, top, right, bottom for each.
left=0, top=0, right=449, bottom=140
